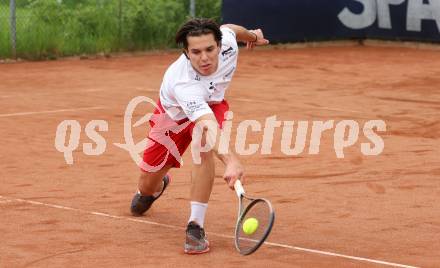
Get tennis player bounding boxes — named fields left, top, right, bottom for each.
left=130, top=18, right=269, bottom=254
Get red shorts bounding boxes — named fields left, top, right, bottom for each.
left=140, top=100, right=229, bottom=172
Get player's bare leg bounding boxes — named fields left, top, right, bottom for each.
left=190, top=150, right=215, bottom=203
left=185, top=150, right=214, bottom=254
left=138, top=165, right=172, bottom=195
left=130, top=165, right=172, bottom=216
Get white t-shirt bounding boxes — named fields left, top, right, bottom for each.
left=159, top=27, right=238, bottom=121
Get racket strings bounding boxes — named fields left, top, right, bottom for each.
left=236, top=199, right=272, bottom=253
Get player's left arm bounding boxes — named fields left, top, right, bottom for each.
left=220, top=24, right=269, bottom=49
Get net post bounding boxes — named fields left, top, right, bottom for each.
left=9, top=0, right=16, bottom=59
left=190, top=0, right=196, bottom=18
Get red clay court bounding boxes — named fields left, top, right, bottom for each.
left=1, top=44, right=439, bottom=267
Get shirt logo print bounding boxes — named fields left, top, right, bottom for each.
left=222, top=46, right=234, bottom=56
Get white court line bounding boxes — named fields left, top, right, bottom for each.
left=134, top=87, right=158, bottom=93
left=233, top=98, right=363, bottom=114
left=0, top=89, right=105, bottom=98
left=0, top=106, right=105, bottom=118
left=0, top=195, right=418, bottom=268
left=0, top=88, right=157, bottom=99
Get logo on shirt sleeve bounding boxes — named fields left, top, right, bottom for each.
left=222, top=46, right=234, bottom=56
left=221, top=46, right=236, bottom=61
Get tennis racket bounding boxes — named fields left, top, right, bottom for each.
left=234, top=179, right=275, bottom=255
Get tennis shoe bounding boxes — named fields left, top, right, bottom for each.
left=130, top=174, right=170, bottom=216
left=184, top=221, right=210, bottom=254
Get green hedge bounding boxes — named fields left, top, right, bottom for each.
left=0, top=0, right=222, bottom=60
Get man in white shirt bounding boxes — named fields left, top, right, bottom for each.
left=130, top=18, right=269, bottom=254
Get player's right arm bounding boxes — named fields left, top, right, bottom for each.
left=172, top=83, right=244, bottom=189
left=194, top=113, right=244, bottom=189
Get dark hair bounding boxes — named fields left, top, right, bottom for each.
left=175, top=18, right=222, bottom=49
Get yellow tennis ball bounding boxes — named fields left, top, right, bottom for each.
left=242, top=217, right=259, bottom=235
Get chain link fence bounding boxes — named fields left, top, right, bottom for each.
left=0, top=0, right=221, bottom=60
left=0, top=0, right=13, bottom=58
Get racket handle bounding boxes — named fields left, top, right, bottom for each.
left=234, top=179, right=245, bottom=197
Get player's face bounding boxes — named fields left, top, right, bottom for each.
left=186, top=33, right=220, bottom=76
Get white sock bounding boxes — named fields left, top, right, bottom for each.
left=188, top=201, right=208, bottom=228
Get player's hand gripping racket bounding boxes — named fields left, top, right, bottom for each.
left=234, top=179, right=275, bottom=255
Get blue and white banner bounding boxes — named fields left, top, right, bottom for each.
left=222, top=0, right=440, bottom=43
